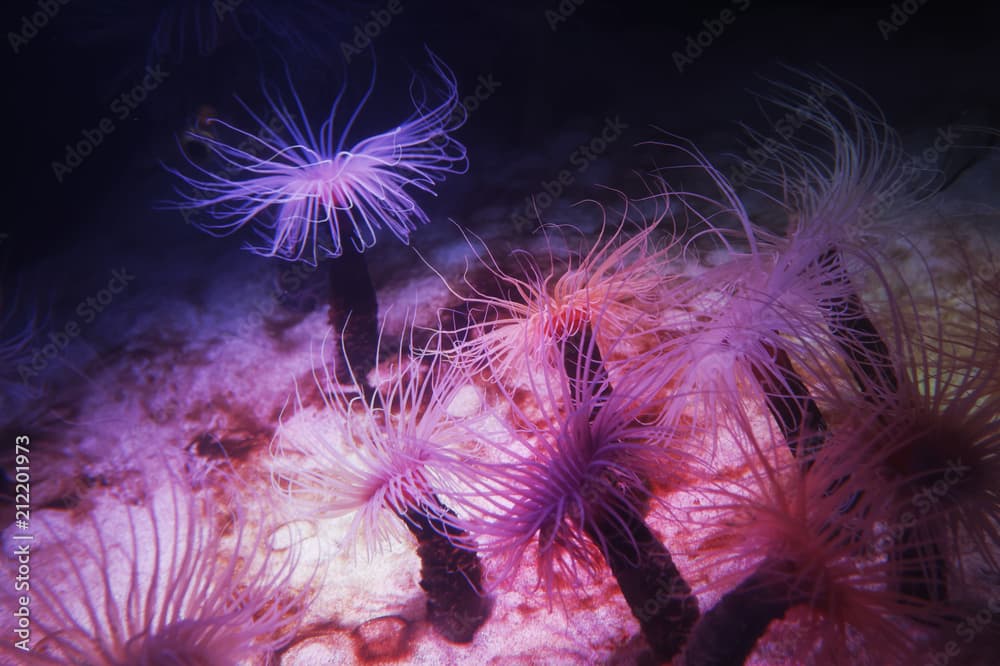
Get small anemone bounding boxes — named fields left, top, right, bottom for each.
left=429, top=190, right=682, bottom=384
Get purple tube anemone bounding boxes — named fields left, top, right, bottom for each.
left=165, top=51, right=467, bottom=265
left=1, top=464, right=311, bottom=664
left=451, top=305, right=693, bottom=584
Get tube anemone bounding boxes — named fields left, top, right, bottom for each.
left=163, top=50, right=466, bottom=389
left=1, top=464, right=309, bottom=665
left=451, top=316, right=699, bottom=661
left=273, top=328, right=490, bottom=642
left=164, top=51, right=466, bottom=265
left=636, top=137, right=848, bottom=463
left=805, top=242, right=1000, bottom=603
left=680, top=414, right=946, bottom=666
left=429, top=192, right=680, bottom=384
left=730, top=73, right=935, bottom=400
left=651, top=250, right=834, bottom=461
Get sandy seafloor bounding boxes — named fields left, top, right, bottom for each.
left=2, top=3, right=1000, bottom=665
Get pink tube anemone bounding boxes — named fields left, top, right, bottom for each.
left=1, top=464, right=311, bottom=665
left=272, top=327, right=483, bottom=556
left=272, top=325, right=492, bottom=642
left=431, top=192, right=681, bottom=386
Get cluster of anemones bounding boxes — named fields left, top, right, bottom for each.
left=13, top=59, right=996, bottom=665
left=271, top=74, right=1000, bottom=664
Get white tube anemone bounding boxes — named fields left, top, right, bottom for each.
left=2, top=466, right=310, bottom=665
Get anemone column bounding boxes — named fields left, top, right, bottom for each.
left=815, top=248, right=945, bottom=602
left=327, top=226, right=379, bottom=395
left=563, top=322, right=700, bottom=662
left=816, top=247, right=899, bottom=395
left=751, top=343, right=827, bottom=465
left=399, top=498, right=491, bottom=643
left=679, top=560, right=801, bottom=666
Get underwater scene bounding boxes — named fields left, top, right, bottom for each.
left=2, top=1, right=999, bottom=664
